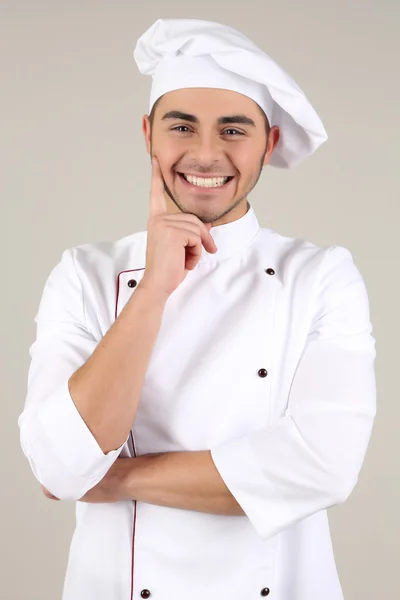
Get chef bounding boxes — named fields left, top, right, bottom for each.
left=18, top=18, right=377, bottom=600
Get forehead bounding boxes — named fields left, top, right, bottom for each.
left=155, top=87, right=263, bottom=119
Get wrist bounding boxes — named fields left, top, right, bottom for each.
left=118, top=457, right=137, bottom=500
left=137, top=276, right=171, bottom=304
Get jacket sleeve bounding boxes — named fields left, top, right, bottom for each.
left=18, top=248, right=128, bottom=501
left=210, top=245, right=377, bottom=541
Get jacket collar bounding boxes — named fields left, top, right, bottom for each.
left=199, top=201, right=260, bottom=264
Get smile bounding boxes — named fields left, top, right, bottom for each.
left=178, top=172, right=234, bottom=188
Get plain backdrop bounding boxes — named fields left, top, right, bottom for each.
left=1, top=1, right=399, bottom=598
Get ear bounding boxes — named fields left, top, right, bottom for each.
left=142, top=115, right=151, bottom=155
left=263, top=125, right=280, bottom=167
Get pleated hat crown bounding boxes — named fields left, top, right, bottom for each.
left=133, top=18, right=328, bottom=168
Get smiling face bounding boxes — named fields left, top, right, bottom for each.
left=142, top=87, right=280, bottom=225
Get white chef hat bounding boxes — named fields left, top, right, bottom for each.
left=133, top=18, right=328, bottom=168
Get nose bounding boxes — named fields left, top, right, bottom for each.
left=188, top=131, right=223, bottom=166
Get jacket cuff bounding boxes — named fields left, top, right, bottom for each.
left=211, top=436, right=292, bottom=540
left=38, top=378, right=128, bottom=480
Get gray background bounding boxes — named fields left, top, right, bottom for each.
left=2, top=1, right=399, bottom=598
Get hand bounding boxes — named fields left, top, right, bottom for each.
left=140, top=156, right=218, bottom=299
left=41, top=457, right=133, bottom=503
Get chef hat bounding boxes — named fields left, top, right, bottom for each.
left=133, top=18, right=328, bottom=168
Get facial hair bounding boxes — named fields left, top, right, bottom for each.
left=150, top=139, right=268, bottom=224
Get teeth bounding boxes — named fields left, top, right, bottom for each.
left=183, top=174, right=229, bottom=187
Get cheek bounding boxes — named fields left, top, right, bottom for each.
left=233, top=154, right=258, bottom=183
left=152, top=140, right=186, bottom=170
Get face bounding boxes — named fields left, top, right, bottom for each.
left=142, top=87, right=280, bottom=225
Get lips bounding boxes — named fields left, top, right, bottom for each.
left=177, top=172, right=234, bottom=189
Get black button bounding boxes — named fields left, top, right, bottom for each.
left=265, top=268, right=275, bottom=276
left=141, top=590, right=151, bottom=599
left=258, top=368, right=268, bottom=378
left=261, top=588, right=270, bottom=596
left=127, top=279, right=137, bottom=288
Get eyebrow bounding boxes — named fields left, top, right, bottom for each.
left=161, top=111, right=256, bottom=127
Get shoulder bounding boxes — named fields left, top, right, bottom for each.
left=258, top=225, right=357, bottom=285
left=39, top=229, right=146, bottom=314
left=258, top=226, right=372, bottom=327
left=52, top=229, right=147, bottom=286
left=257, top=227, right=374, bottom=348
left=72, top=229, right=146, bottom=270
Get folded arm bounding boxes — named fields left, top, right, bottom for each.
left=209, top=246, right=377, bottom=539
left=34, top=245, right=377, bottom=534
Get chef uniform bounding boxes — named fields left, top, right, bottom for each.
left=18, top=19, right=377, bottom=600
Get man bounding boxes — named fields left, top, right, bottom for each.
left=18, top=18, right=376, bottom=600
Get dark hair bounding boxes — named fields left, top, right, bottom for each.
left=149, top=96, right=161, bottom=129
left=148, top=95, right=271, bottom=136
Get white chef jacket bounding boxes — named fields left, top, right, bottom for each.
left=18, top=203, right=377, bottom=600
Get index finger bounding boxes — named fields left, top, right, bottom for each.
left=149, top=156, right=168, bottom=216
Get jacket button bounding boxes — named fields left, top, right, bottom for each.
left=261, top=588, right=270, bottom=596
left=258, top=368, right=268, bottom=378
left=265, top=268, right=275, bottom=275
left=140, top=590, right=151, bottom=599
left=127, top=279, right=137, bottom=288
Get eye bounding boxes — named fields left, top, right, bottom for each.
left=223, top=129, right=244, bottom=136
left=170, top=126, right=244, bottom=135
left=171, top=125, right=191, bottom=133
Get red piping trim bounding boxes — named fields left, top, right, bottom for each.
left=115, top=268, right=143, bottom=599
left=129, top=431, right=137, bottom=600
